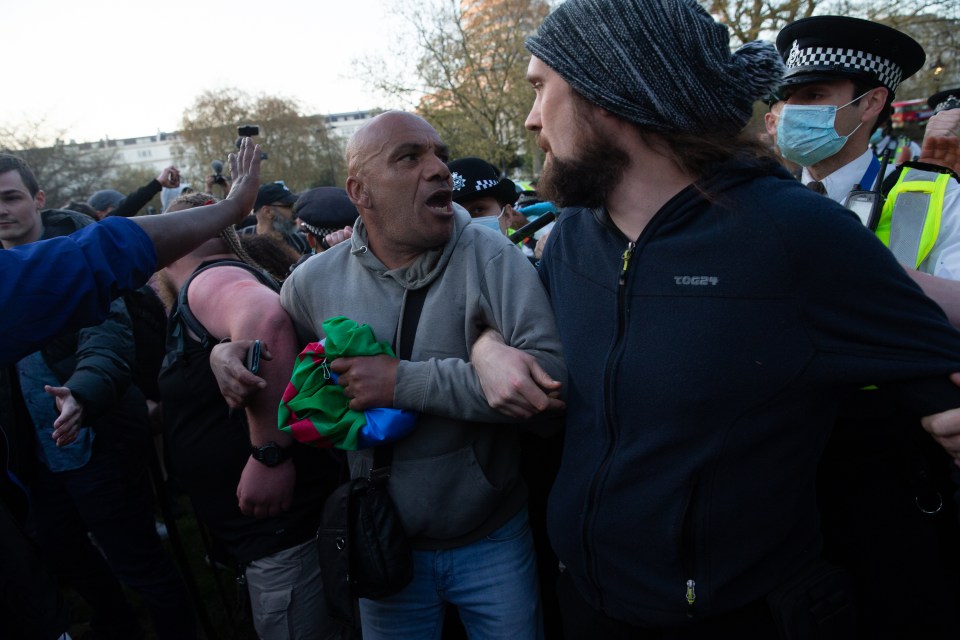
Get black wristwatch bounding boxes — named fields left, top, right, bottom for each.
left=249, top=441, right=293, bottom=467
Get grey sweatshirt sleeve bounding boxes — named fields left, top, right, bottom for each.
left=394, top=243, right=566, bottom=422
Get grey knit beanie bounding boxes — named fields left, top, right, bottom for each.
left=525, top=0, right=785, bottom=134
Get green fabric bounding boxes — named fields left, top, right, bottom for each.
left=278, top=316, right=395, bottom=450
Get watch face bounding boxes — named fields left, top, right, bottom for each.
left=262, top=445, right=282, bottom=466
left=253, top=443, right=286, bottom=467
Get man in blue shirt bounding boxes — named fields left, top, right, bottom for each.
left=0, top=143, right=261, bottom=640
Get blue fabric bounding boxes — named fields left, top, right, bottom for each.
left=357, top=407, right=418, bottom=449
left=327, top=371, right=418, bottom=449
left=0, top=217, right=156, bottom=366
left=358, top=508, right=543, bottom=640
left=860, top=154, right=881, bottom=191
left=517, top=201, right=557, bottom=220
left=16, top=351, right=94, bottom=471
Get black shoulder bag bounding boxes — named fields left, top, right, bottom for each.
left=318, top=286, right=429, bottom=626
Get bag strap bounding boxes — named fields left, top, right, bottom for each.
left=373, top=285, right=430, bottom=472
left=172, top=259, right=278, bottom=352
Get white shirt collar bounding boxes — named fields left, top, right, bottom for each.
left=801, top=149, right=875, bottom=205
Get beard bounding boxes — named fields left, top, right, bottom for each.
left=537, top=129, right=630, bottom=209
left=270, top=214, right=297, bottom=236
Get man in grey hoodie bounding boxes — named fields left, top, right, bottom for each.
left=279, top=111, right=566, bottom=640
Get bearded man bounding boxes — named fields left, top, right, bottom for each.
left=470, top=0, right=960, bottom=637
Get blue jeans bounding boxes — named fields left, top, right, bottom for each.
left=359, top=507, right=543, bottom=640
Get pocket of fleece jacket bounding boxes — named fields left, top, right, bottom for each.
left=389, top=443, right=503, bottom=540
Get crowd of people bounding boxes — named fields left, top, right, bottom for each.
left=3, top=1, right=960, bottom=639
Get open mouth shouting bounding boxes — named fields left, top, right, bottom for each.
left=425, top=189, right=453, bottom=215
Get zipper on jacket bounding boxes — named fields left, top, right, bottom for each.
left=618, top=241, right=636, bottom=286
left=680, top=476, right=699, bottom=619
left=685, top=579, right=696, bottom=617
left=581, top=238, right=639, bottom=603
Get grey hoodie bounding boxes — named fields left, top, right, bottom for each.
left=281, top=207, right=566, bottom=549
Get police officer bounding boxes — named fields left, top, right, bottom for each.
left=776, top=16, right=960, bottom=639
left=922, top=87, right=960, bottom=177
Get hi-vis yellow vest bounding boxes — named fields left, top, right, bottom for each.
left=875, top=167, right=951, bottom=271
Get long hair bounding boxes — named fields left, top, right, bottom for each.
left=168, top=192, right=281, bottom=286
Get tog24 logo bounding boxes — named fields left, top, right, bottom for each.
left=674, top=276, right=719, bottom=286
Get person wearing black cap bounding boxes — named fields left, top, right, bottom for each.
left=920, top=87, right=960, bottom=176
left=447, top=157, right=539, bottom=259
left=465, top=1, right=960, bottom=637
left=776, top=16, right=960, bottom=639
left=775, top=16, right=925, bottom=199
left=243, top=182, right=311, bottom=255
left=448, top=157, right=519, bottom=220
left=775, top=16, right=960, bottom=287
left=292, top=187, right=358, bottom=253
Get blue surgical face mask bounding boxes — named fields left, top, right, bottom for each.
left=470, top=215, right=501, bottom=232
left=776, top=91, right=868, bottom=167
left=869, top=128, right=884, bottom=146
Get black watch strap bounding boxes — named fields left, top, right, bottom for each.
left=250, top=441, right=292, bottom=467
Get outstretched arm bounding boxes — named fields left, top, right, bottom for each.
left=134, top=139, right=261, bottom=267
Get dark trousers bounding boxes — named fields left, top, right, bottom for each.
left=0, top=500, right=70, bottom=640
left=557, top=570, right=779, bottom=640
left=28, top=431, right=197, bottom=640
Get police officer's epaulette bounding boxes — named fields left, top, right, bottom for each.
left=881, top=161, right=960, bottom=195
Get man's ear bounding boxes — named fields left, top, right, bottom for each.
left=34, top=189, right=45, bottom=211
left=861, top=87, right=889, bottom=123
left=346, top=176, right=371, bottom=208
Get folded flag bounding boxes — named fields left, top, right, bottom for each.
left=278, top=316, right=417, bottom=449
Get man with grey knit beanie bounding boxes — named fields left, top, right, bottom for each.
left=469, top=0, right=960, bottom=637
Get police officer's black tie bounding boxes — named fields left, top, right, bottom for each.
left=806, top=181, right=827, bottom=195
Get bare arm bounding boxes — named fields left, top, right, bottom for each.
left=907, top=270, right=960, bottom=329
left=133, top=139, right=260, bottom=268
left=921, top=372, right=960, bottom=467
left=189, top=266, right=300, bottom=518
left=920, top=109, right=960, bottom=176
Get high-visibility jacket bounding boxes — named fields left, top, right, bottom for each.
left=875, top=165, right=953, bottom=272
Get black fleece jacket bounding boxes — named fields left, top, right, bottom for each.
left=540, top=157, right=960, bottom=627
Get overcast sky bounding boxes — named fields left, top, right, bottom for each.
left=3, top=0, right=408, bottom=144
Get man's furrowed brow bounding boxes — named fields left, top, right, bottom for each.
left=391, top=141, right=449, bottom=160
left=391, top=142, right=427, bottom=158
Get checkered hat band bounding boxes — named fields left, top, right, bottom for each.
left=788, top=46, right=902, bottom=90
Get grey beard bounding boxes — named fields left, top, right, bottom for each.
left=271, top=215, right=297, bottom=236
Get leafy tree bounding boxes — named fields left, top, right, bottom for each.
left=0, top=119, right=117, bottom=208
left=702, top=0, right=960, bottom=99
left=174, top=88, right=346, bottom=194
left=357, top=0, right=550, bottom=173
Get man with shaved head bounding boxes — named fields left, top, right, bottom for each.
left=280, top=111, right=566, bottom=639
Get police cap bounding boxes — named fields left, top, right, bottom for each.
left=776, top=16, right=925, bottom=95
left=928, top=87, right=960, bottom=113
